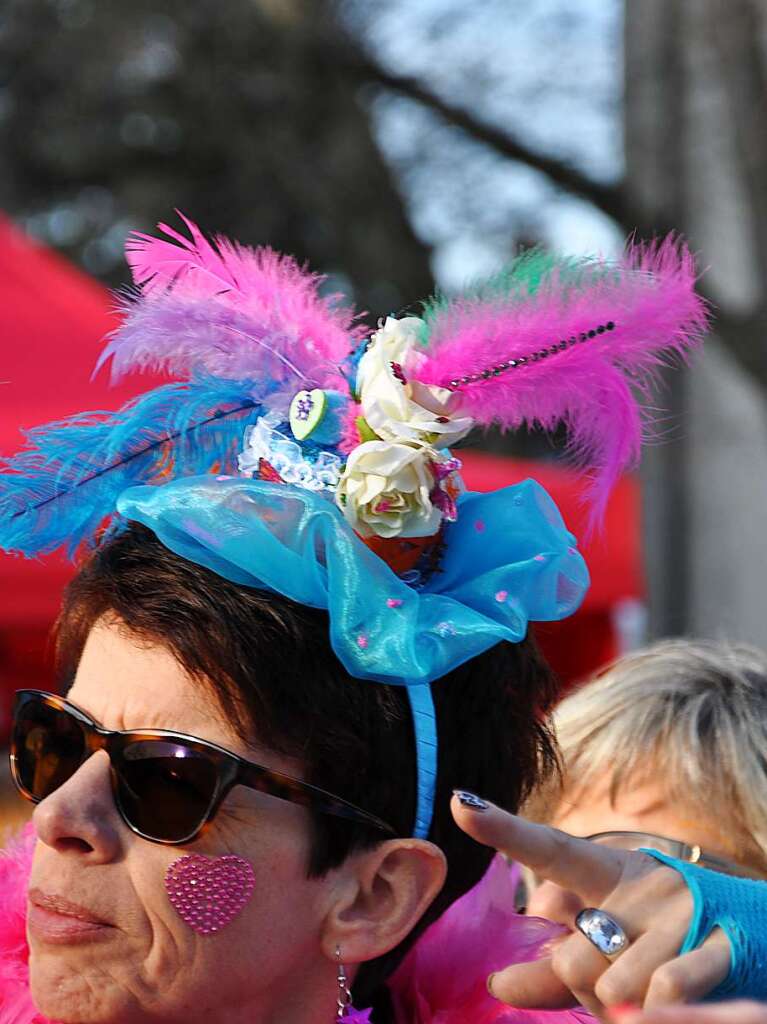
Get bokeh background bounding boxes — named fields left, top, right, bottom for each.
left=2, top=0, right=766, bottom=831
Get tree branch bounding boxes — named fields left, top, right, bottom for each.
left=329, top=27, right=767, bottom=392
left=339, top=50, right=630, bottom=229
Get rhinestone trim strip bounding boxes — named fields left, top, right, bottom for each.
left=446, top=320, right=616, bottom=390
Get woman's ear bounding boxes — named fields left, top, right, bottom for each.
left=320, top=839, right=447, bottom=965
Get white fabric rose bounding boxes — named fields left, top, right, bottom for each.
left=336, top=440, right=442, bottom=539
left=356, top=316, right=474, bottom=446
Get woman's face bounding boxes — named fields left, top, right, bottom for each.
left=27, top=617, right=334, bottom=1024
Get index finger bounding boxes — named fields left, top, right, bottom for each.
left=451, top=791, right=627, bottom=905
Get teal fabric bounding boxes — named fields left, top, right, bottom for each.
left=117, top=475, right=588, bottom=687
left=118, top=474, right=589, bottom=838
left=642, top=849, right=767, bottom=1001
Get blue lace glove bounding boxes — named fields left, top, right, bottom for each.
left=642, top=849, right=767, bottom=1002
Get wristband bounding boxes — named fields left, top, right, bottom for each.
left=641, top=848, right=767, bottom=1002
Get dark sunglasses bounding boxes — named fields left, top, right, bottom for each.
left=10, top=690, right=396, bottom=845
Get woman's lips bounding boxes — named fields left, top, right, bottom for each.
left=27, top=888, right=114, bottom=944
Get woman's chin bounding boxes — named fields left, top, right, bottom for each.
left=29, top=954, right=125, bottom=1024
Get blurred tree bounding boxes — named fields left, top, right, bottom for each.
left=0, top=0, right=433, bottom=313
left=2, top=0, right=765, bottom=641
left=625, top=0, right=767, bottom=644
left=0, top=0, right=620, bottom=464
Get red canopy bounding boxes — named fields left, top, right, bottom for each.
left=0, top=215, right=167, bottom=727
left=0, top=217, right=643, bottom=731
left=0, top=214, right=172, bottom=620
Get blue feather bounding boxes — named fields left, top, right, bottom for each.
left=0, top=375, right=263, bottom=558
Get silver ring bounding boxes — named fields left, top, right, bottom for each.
left=575, top=907, right=629, bottom=959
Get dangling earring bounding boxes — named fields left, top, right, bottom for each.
left=335, top=945, right=353, bottom=1020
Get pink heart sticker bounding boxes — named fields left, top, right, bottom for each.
left=165, top=854, right=256, bottom=935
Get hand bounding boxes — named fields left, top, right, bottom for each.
left=451, top=794, right=731, bottom=1018
left=608, top=1000, right=767, bottom=1023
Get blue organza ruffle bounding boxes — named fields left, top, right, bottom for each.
left=117, top=475, right=589, bottom=687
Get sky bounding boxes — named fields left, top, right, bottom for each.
left=345, top=0, right=624, bottom=289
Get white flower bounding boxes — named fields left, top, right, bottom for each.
left=336, top=440, right=442, bottom=539
left=357, top=316, right=474, bottom=446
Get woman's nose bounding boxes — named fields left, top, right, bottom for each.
left=33, top=749, right=123, bottom=862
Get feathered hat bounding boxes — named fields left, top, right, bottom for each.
left=0, top=215, right=708, bottom=838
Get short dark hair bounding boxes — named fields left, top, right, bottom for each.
left=56, top=522, right=560, bottom=1013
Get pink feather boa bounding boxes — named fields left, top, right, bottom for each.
left=0, top=825, right=49, bottom=1024
left=0, top=827, right=590, bottom=1024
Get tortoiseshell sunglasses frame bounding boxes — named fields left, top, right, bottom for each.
left=10, top=689, right=397, bottom=845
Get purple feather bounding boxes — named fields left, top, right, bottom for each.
left=97, top=213, right=364, bottom=393
left=417, top=236, right=709, bottom=529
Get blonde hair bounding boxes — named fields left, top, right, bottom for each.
left=528, top=638, right=767, bottom=871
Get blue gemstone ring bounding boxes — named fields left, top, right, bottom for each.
left=575, top=907, right=629, bottom=959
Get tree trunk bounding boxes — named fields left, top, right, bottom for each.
left=625, top=0, right=767, bottom=644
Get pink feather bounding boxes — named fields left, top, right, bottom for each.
left=417, top=236, right=709, bottom=529
left=97, top=213, right=364, bottom=394
left=388, top=855, right=593, bottom=1023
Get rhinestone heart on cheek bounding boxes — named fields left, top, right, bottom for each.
left=165, top=854, right=256, bottom=936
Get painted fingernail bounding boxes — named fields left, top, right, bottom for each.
left=608, top=1005, right=641, bottom=1021
left=453, top=790, right=489, bottom=811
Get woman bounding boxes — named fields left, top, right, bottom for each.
left=0, top=216, right=712, bottom=1021
left=525, top=638, right=767, bottom=904
left=4, top=528, right=569, bottom=1023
